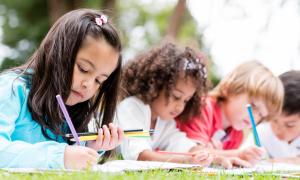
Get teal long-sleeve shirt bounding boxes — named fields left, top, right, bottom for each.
left=0, top=71, right=68, bottom=169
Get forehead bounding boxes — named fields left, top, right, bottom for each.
left=173, top=77, right=196, bottom=95
left=78, top=36, right=119, bottom=72
left=278, top=113, right=300, bottom=122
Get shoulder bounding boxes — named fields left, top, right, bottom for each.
left=256, top=122, right=272, bottom=136
left=116, top=96, right=151, bottom=117
left=0, top=71, right=30, bottom=99
left=119, top=96, right=148, bottom=109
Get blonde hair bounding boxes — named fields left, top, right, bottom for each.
left=210, top=61, right=284, bottom=119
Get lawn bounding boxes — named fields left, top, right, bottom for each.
left=0, top=169, right=295, bottom=180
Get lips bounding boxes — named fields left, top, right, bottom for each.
left=72, top=90, right=84, bottom=99
left=170, top=112, right=179, bottom=117
left=243, top=119, right=251, bottom=126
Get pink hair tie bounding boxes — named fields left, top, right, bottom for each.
left=95, top=15, right=108, bottom=26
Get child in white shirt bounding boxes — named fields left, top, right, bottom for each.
left=242, top=70, right=300, bottom=164
left=115, top=43, right=251, bottom=168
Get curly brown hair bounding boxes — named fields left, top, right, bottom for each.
left=121, top=43, right=207, bottom=121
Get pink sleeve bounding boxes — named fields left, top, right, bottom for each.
left=176, top=103, right=213, bottom=144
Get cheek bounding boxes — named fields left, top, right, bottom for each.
left=71, top=70, right=81, bottom=88
left=86, top=86, right=100, bottom=99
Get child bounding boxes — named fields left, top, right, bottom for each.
left=114, top=43, right=214, bottom=165
left=241, top=70, right=300, bottom=164
left=0, top=9, right=124, bottom=169
left=176, top=61, right=284, bottom=165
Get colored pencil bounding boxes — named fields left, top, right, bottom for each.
left=246, top=104, right=261, bottom=146
left=156, top=150, right=195, bottom=156
left=69, top=130, right=153, bottom=142
left=56, top=94, right=80, bottom=146
left=65, top=129, right=154, bottom=138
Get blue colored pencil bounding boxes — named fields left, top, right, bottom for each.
left=246, top=104, right=261, bottom=147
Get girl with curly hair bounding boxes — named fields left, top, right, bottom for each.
left=113, top=43, right=213, bottom=165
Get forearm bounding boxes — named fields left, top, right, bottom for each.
left=137, top=150, right=189, bottom=164
left=209, top=149, right=240, bottom=157
left=0, top=139, right=67, bottom=168
left=268, top=157, right=300, bottom=165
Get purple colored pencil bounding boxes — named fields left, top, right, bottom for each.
left=56, top=94, right=80, bottom=146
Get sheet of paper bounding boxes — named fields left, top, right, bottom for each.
left=94, top=160, right=300, bottom=174
left=93, top=160, right=202, bottom=173
left=201, top=161, right=300, bottom=175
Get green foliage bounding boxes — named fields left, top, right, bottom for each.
left=0, top=0, right=219, bottom=85
left=0, top=0, right=49, bottom=70
left=0, top=58, right=23, bottom=72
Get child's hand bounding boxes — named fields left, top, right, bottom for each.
left=213, top=155, right=252, bottom=169
left=86, top=123, right=124, bottom=151
left=185, top=150, right=213, bottom=166
left=64, top=145, right=99, bottom=169
left=209, top=139, right=223, bottom=150
left=238, top=146, right=266, bottom=165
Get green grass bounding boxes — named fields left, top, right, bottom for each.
left=0, top=169, right=296, bottom=180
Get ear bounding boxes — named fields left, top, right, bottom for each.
left=219, top=83, right=229, bottom=98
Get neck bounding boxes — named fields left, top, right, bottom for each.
left=220, top=102, right=230, bottom=129
left=150, top=109, right=158, bottom=129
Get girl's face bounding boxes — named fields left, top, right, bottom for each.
left=271, top=113, right=300, bottom=143
left=222, top=93, right=268, bottom=130
left=150, top=77, right=196, bottom=121
left=66, top=36, right=119, bottom=105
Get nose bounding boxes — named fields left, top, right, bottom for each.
left=252, top=111, right=262, bottom=123
left=175, top=102, right=185, bottom=114
left=272, top=123, right=286, bottom=140
left=81, top=78, right=94, bottom=89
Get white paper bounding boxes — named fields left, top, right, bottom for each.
left=93, top=160, right=202, bottom=173
left=93, top=160, right=300, bottom=174
left=201, top=161, right=300, bottom=175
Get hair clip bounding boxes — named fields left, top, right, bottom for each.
left=95, top=15, right=108, bottom=26
left=183, top=58, right=207, bottom=79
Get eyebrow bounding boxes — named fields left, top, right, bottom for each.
left=173, top=88, right=193, bottom=99
left=285, top=121, right=297, bottom=124
left=80, top=58, right=109, bottom=77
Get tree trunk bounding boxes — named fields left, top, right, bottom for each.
left=164, top=0, right=186, bottom=41
left=48, top=0, right=82, bottom=24
left=102, top=0, right=116, bottom=18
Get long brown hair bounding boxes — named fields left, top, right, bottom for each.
left=12, top=9, right=122, bottom=140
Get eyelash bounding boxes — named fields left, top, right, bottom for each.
left=78, top=64, right=102, bottom=85
left=172, top=94, right=189, bottom=104
left=78, top=65, right=88, bottom=73
left=285, top=124, right=295, bottom=128
left=96, top=79, right=102, bottom=85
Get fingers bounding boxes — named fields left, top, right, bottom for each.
left=85, top=153, right=98, bottom=168
left=109, top=123, right=118, bottom=148
left=211, top=139, right=223, bottom=149
left=214, top=156, right=232, bottom=169
left=95, top=128, right=103, bottom=148
left=231, top=157, right=252, bottom=168
left=243, top=147, right=264, bottom=164
left=117, top=127, right=124, bottom=144
left=102, top=125, right=111, bottom=148
left=86, top=147, right=99, bottom=157
left=192, top=151, right=213, bottom=166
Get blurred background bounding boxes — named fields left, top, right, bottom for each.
left=0, top=0, right=299, bottom=87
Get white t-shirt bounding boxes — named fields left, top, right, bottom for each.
left=114, top=96, right=196, bottom=160
left=241, top=122, right=300, bottom=158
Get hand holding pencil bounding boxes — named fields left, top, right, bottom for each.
left=156, top=150, right=213, bottom=166
left=85, top=123, right=124, bottom=151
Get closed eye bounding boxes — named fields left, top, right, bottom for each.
left=172, top=94, right=181, bottom=101
left=78, top=64, right=88, bottom=73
